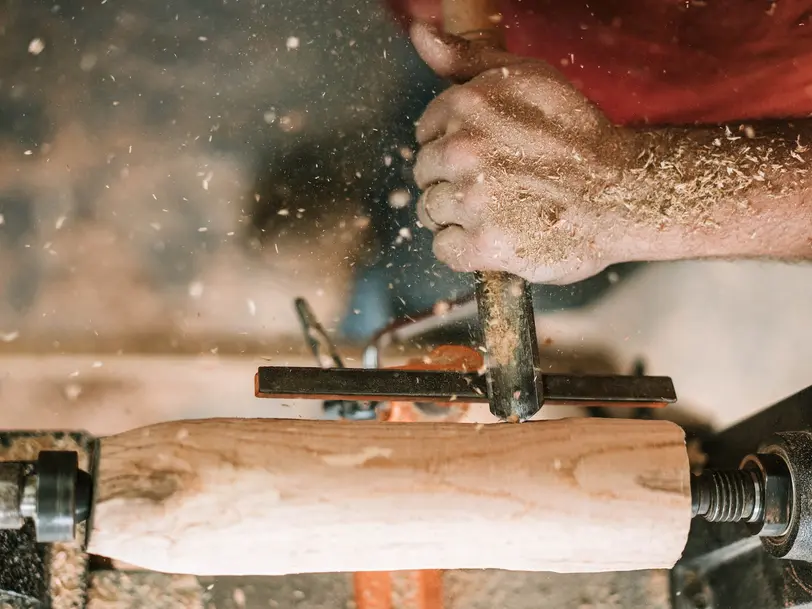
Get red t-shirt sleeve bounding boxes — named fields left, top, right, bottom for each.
left=385, top=0, right=812, bottom=125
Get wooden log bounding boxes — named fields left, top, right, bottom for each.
left=442, top=0, right=503, bottom=40
left=87, top=417, right=691, bottom=576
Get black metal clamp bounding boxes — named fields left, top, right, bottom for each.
left=0, top=450, right=93, bottom=543
left=0, top=430, right=98, bottom=608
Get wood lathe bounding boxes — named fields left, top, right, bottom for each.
left=1, top=291, right=811, bottom=609
left=3, top=389, right=812, bottom=609
left=1, top=2, right=809, bottom=609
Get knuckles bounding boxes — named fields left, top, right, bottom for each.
left=413, top=132, right=482, bottom=187
left=457, top=183, right=486, bottom=219
left=441, top=133, right=481, bottom=174
left=415, top=56, right=622, bottom=285
left=432, top=233, right=467, bottom=268
left=446, top=85, right=489, bottom=115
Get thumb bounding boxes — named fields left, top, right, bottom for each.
left=410, top=21, right=519, bottom=83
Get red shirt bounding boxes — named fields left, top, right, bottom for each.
left=390, top=0, right=812, bottom=125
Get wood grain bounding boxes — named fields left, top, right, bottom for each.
left=87, top=417, right=691, bottom=576
left=442, top=0, right=503, bottom=40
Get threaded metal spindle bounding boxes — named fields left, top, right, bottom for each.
left=691, top=469, right=764, bottom=523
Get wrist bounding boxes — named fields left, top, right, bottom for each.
left=593, top=125, right=811, bottom=264
left=600, top=190, right=806, bottom=265
left=587, top=129, right=684, bottom=265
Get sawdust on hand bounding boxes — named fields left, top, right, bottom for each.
left=482, top=122, right=810, bottom=276
left=416, top=52, right=811, bottom=281
left=595, top=123, right=810, bottom=231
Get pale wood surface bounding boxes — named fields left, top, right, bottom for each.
left=87, top=417, right=691, bottom=576
left=442, top=0, right=502, bottom=38
left=0, top=354, right=325, bottom=436
left=0, top=346, right=607, bottom=435
left=5, top=261, right=812, bottom=434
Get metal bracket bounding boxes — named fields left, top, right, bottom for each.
left=672, top=385, right=812, bottom=609
left=0, top=431, right=98, bottom=609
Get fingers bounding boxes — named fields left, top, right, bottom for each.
left=432, top=226, right=476, bottom=272
left=410, top=22, right=522, bottom=83
left=417, top=182, right=481, bottom=231
left=433, top=225, right=520, bottom=275
left=416, top=85, right=486, bottom=145
left=413, top=130, right=480, bottom=188
left=415, top=87, right=456, bottom=145
left=414, top=130, right=587, bottom=192
left=432, top=224, right=603, bottom=284
left=415, top=74, right=575, bottom=152
left=409, top=21, right=613, bottom=285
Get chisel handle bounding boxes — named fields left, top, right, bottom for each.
left=440, top=0, right=542, bottom=421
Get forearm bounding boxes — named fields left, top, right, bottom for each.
left=597, top=121, right=812, bottom=263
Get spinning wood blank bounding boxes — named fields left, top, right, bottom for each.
left=87, top=417, right=691, bottom=575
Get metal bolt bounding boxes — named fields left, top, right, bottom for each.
left=691, top=469, right=763, bottom=522
left=691, top=452, right=792, bottom=537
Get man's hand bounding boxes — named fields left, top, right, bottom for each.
left=412, top=23, right=812, bottom=281
left=411, top=22, right=640, bottom=284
